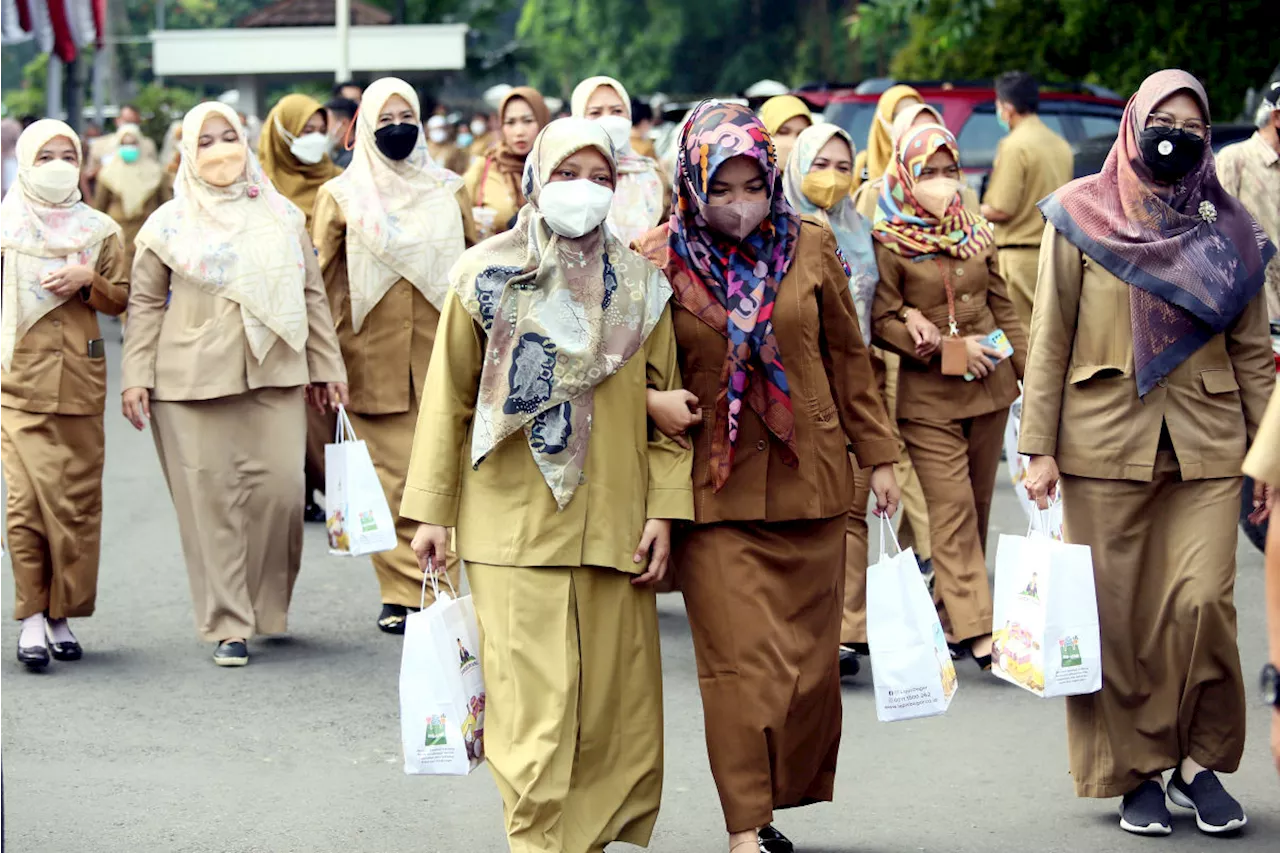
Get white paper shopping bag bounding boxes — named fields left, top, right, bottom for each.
left=324, top=406, right=397, bottom=556
left=866, top=516, right=958, bottom=722
left=400, top=567, right=487, bottom=776
left=991, top=510, right=1102, bottom=698
left=1004, top=394, right=1065, bottom=541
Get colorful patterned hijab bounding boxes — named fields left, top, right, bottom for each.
left=782, top=122, right=878, bottom=341
left=871, top=124, right=994, bottom=259
left=1040, top=69, right=1275, bottom=396
left=669, top=100, right=801, bottom=490
left=453, top=118, right=672, bottom=509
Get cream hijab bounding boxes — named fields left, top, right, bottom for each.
left=96, top=122, right=164, bottom=219
left=1, top=120, right=120, bottom=371
left=323, top=77, right=466, bottom=331
left=134, top=102, right=309, bottom=363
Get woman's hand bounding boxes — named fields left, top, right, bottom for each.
left=904, top=308, right=941, bottom=359
left=646, top=388, right=701, bottom=449
left=964, top=334, right=1003, bottom=379
left=411, top=523, right=451, bottom=574
left=41, top=265, right=95, bottom=298
left=1024, top=455, right=1060, bottom=509
left=1248, top=479, right=1273, bottom=526
left=631, top=518, right=672, bottom=586
left=122, top=387, right=151, bottom=431
left=869, top=463, right=901, bottom=518
left=307, top=381, right=350, bottom=413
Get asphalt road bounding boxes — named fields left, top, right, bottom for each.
left=2, top=336, right=1277, bottom=852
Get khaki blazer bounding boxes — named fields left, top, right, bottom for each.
left=1, top=234, right=129, bottom=415
left=120, top=225, right=347, bottom=401
left=91, top=176, right=172, bottom=266
left=871, top=242, right=1027, bottom=421
left=312, top=186, right=478, bottom=416
left=1019, top=224, right=1274, bottom=481
left=636, top=217, right=898, bottom=524
left=400, top=292, right=694, bottom=573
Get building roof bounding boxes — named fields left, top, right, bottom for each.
left=238, top=0, right=393, bottom=28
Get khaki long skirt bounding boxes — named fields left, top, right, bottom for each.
left=1061, top=452, right=1245, bottom=798
left=675, top=515, right=846, bottom=833
left=2, top=407, right=105, bottom=620
left=151, top=387, right=306, bottom=642
left=468, top=563, right=663, bottom=853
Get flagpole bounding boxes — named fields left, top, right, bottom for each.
left=336, top=0, right=350, bottom=84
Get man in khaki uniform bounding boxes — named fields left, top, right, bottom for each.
left=1217, top=78, right=1280, bottom=320
left=982, top=71, right=1074, bottom=332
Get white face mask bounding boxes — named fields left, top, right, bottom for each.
left=470, top=119, right=488, bottom=137
left=276, top=117, right=330, bottom=165
left=538, top=179, right=614, bottom=239
left=427, top=128, right=449, bottom=144
left=595, top=115, right=633, bottom=155
left=26, top=160, right=80, bottom=205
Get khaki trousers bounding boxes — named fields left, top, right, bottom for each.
left=2, top=408, right=104, bottom=620
left=468, top=563, right=663, bottom=853
left=879, top=350, right=931, bottom=559
left=152, top=388, right=305, bottom=642
left=1061, top=455, right=1244, bottom=798
left=899, top=408, right=1008, bottom=642
left=997, top=247, right=1040, bottom=337
left=841, top=463, right=871, bottom=644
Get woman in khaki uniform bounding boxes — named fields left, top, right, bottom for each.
left=463, top=87, right=549, bottom=240
left=636, top=102, right=899, bottom=853
left=91, top=122, right=170, bottom=270
left=1021, top=70, right=1275, bottom=835
left=313, top=77, right=477, bottom=634
left=404, top=118, right=692, bottom=853
left=871, top=123, right=1026, bottom=666
left=2, top=120, right=128, bottom=669
left=121, top=103, right=348, bottom=668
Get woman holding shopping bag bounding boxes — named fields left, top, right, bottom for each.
left=121, top=103, right=348, bottom=668
left=634, top=101, right=899, bottom=853
left=403, top=117, right=692, bottom=853
left=313, top=77, right=477, bottom=635
left=1021, top=69, right=1274, bottom=835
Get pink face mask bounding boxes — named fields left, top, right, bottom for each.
left=912, top=177, right=961, bottom=220
left=703, top=199, right=771, bottom=242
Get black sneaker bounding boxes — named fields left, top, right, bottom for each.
left=838, top=645, right=861, bottom=679
left=213, top=640, right=249, bottom=667
left=1119, top=779, right=1172, bottom=836
left=917, top=555, right=935, bottom=588
left=1168, top=769, right=1247, bottom=834
left=756, top=825, right=794, bottom=853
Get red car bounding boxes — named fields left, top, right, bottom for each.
left=810, top=79, right=1126, bottom=193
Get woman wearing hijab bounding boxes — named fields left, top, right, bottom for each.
left=1021, top=70, right=1275, bottom=836
left=635, top=102, right=899, bottom=853
left=852, top=84, right=924, bottom=191
left=463, top=86, right=549, bottom=239
left=870, top=123, right=1026, bottom=672
left=404, top=117, right=691, bottom=853
left=854, top=103, right=980, bottom=219
left=92, top=123, right=171, bottom=270
left=313, top=77, right=477, bottom=635
left=121, top=103, right=348, bottom=668
left=757, top=94, right=813, bottom=169
left=2, top=120, right=127, bottom=669
left=570, top=75, right=669, bottom=247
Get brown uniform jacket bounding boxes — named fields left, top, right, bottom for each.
left=311, top=185, right=478, bottom=415
left=463, top=153, right=521, bottom=235
left=1, top=234, right=129, bottom=415
left=121, top=226, right=346, bottom=401
left=872, top=242, right=1027, bottom=421
left=636, top=217, right=898, bottom=524
left=1019, top=224, right=1274, bottom=481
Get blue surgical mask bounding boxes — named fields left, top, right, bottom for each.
left=457, top=131, right=473, bottom=149
left=995, top=107, right=1010, bottom=133
left=119, top=145, right=140, bottom=164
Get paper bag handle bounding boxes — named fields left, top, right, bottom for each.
left=333, top=404, right=359, bottom=444
left=1025, top=498, right=1060, bottom=538
left=877, top=513, right=903, bottom=561
left=419, top=555, right=459, bottom=611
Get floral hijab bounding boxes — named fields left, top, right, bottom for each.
left=871, top=124, right=994, bottom=259
left=668, top=100, right=801, bottom=491
left=452, top=118, right=672, bottom=509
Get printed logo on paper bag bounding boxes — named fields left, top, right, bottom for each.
left=1019, top=572, right=1041, bottom=601
left=1059, top=635, right=1083, bottom=668
left=423, top=713, right=449, bottom=746
left=359, top=510, right=378, bottom=532
left=933, top=623, right=958, bottom=700
left=457, top=639, right=478, bottom=672
left=463, top=694, right=485, bottom=762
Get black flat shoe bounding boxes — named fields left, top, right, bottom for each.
left=213, top=640, right=249, bottom=667
left=757, top=825, right=794, bottom=853
left=17, top=640, right=49, bottom=670
left=46, top=625, right=82, bottom=661
left=1168, top=769, right=1247, bottom=834
left=377, top=603, right=420, bottom=635
left=304, top=498, right=326, bottom=523
left=838, top=645, right=861, bottom=679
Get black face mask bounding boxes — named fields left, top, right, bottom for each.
left=1138, top=126, right=1204, bottom=185
left=374, top=123, right=418, bottom=161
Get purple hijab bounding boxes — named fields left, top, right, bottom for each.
left=1039, top=69, right=1275, bottom=396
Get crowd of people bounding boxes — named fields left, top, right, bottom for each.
left=1, top=64, right=1278, bottom=853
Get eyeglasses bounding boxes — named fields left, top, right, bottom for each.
left=1147, top=112, right=1208, bottom=138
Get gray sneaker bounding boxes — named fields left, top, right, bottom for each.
left=1168, top=770, right=1247, bottom=834
left=1119, top=779, right=1172, bottom=836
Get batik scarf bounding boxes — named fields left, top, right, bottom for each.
left=323, top=77, right=465, bottom=330
left=872, top=124, right=994, bottom=259
left=668, top=100, right=801, bottom=491
left=1040, top=68, right=1274, bottom=396
left=452, top=118, right=672, bottom=509
left=782, top=122, right=878, bottom=341
left=1, top=119, right=120, bottom=371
